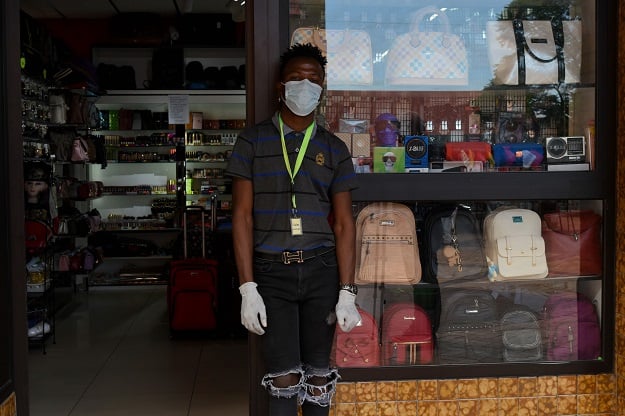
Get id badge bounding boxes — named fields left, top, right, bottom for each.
left=290, top=217, right=303, bottom=236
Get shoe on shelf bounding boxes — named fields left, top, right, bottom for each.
left=28, top=321, right=51, bottom=338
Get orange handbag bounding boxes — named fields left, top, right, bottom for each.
left=444, top=142, right=492, bottom=163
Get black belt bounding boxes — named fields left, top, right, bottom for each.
left=254, top=247, right=335, bottom=265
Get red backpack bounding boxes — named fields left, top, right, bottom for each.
left=382, top=303, right=433, bottom=365
left=334, top=307, right=380, bottom=367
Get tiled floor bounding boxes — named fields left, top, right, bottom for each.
left=28, top=285, right=249, bottom=416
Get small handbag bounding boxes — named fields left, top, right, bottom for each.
left=486, top=18, right=582, bottom=85
left=385, top=7, right=469, bottom=86
left=71, top=137, right=89, bottom=162
left=57, top=253, right=70, bottom=272
left=492, top=143, right=544, bottom=167
left=445, top=142, right=493, bottom=163
left=290, top=27, right=373, bottom=86
left=542, top=210, right=602, bottom=277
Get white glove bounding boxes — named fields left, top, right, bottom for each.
left=239, top=282, right=267, bottom=335
left=335, top=289, right=361, bottom=332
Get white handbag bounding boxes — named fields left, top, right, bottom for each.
left=385, top=7, right=469, bottom=86
left=486, top=19, right=582, bottom=85
left=290, top=27, right=373, bottom=86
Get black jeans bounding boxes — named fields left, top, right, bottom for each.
left=254, top=249, right=340, bottom=416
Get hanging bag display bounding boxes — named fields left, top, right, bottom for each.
left=486, top=18, right=582, bottom=85
left=385, top=7, right=469, bottom=86
left=290, top=27, right=373, bottom=86
left=71, top=137, right=89, bottom=162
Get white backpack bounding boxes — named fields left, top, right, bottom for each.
left=483, top=208, right=548, bottom=280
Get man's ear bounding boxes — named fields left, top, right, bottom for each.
left=276, top=81, right=284, bottom=102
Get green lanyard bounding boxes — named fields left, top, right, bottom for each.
left=278, top=115, right=314, bottom=214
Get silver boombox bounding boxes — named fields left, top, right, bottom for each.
left=545, top=136, right=586, bottom=163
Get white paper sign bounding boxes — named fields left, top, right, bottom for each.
left=168, top=95, right=189, bottom=124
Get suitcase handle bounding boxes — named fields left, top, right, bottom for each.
left=183, top=206, right=206, bottom=258
left=182, top=193, right=218, bottom=258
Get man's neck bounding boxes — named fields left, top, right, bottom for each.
left=279, top=108, right=315, bottom=132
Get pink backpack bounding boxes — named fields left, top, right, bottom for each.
left=543, top=291, right=601, bottom=361
left=334, top=307, right=380, bottom=367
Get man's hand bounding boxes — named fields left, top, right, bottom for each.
left=335, top=289, right=361, bottom=332
left=239, top=282, right=267, bottom=335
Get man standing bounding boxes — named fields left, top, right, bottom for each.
left=225, top=43, right=361, bottom=415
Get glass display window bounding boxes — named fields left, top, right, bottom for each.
left=290, top=0, right=596, bottom=173
left=286, top=0, right=613, bottom=377
left=332, top=199, right=603, bottom=371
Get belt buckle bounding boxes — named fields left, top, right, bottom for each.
left=282, top=250, right=304, bottom=264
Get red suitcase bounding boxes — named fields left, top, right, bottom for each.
left=168, top=206, right=218, bottom=332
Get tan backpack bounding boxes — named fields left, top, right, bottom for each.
left=355, top=202, right=421, bottom=285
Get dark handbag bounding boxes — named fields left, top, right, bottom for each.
left=492, top=143, right=544, bottom=167
left=49, top=129, right=75, bottom=162
left=151, top=47, right=184, bottom=89
left=542, top=210, right=602, bottom=277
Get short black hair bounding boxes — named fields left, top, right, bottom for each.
left=279, top=43, right=327, bottom=78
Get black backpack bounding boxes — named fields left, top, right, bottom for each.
left=500, top=304, right=543, bottom=362
left=421, top=205, right=487, bottom=284
left=437, top=289, right=502, bottom=363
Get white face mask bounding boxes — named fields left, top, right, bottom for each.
left=283, top=79, right=323, bottom=116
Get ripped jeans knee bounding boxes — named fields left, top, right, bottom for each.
left=261, top=366, right=340, bottom=407
left=261, top=366, right=304, bottom=399
left=301, top=366, right=340, bottom=407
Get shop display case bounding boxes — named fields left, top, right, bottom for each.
left=282, top=0, right=614, bottom=380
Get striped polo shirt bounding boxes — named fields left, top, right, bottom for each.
left=225, top=113, right=358, bottom=254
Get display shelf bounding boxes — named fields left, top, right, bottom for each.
left=86, top=64, right=245, bottom=283
left=26, top=274, right=55, bottom=354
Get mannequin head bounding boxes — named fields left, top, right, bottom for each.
left=374, top=113, right=401, bottom=146
left=24, top=165, right=49, bottom=204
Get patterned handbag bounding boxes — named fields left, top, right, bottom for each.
left=290, top=27, right=373, bottom=87
left=291, top=27, right=327, bottom=53
left=385, top=7, right=469, bottom=86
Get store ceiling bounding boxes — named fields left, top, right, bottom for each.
left=20, top=0, right=241, bottom=19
